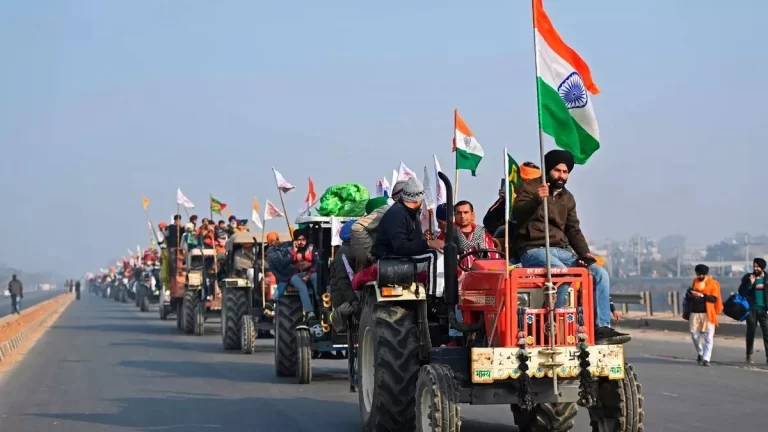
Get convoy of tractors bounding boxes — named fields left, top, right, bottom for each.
left=86, top=173, right=643, bottom=432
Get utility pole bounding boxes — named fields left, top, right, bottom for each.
left=633, top=235, right=642, bottom=277
left=676, top=247, right=681, bottom=278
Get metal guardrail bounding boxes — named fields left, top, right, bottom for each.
left=610, top=290, right=684, bottom=317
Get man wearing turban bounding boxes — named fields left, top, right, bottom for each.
left=513, top=149, right=630, bottom=345
left=686, top=264, right=723, bottom=366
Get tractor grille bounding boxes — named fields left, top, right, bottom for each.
left=520, top=307, right=579, bottom=348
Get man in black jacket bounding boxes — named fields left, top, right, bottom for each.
left=740, top=257, right=768, bottom=364
left=371, top=177, right=444, bottom=258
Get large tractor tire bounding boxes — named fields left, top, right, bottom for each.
left=358, top=301, right=420, bottom=432
left=512, top=402, right=579, bottom=432
left=140, top=287, right=150, bottom=312
left=241, top=315, right=256, bottom=353
left=176, top=301, right=182, bottom=330
left=295, top=327, right=312, bottom=384
left=194, top=301, right=205, bottom=336
left=415, top=364, right=461, bottom=432
left=135, top=286, right=141, bottom=307
left=121, top=288, right=128, bottom=303
left=182, top=291, right=197, bottom=335
left=159, top=302, right=168, bottom=320
left=589, top=363, right=644, bottom=432
left=274, top=294, right=304, bottom=377
left=222, top=288, right=247, bottom=350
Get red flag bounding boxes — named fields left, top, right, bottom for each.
left=305, top=177, right=317, bottom=207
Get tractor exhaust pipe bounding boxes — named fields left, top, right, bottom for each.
left=437, top=171, right=484, bottom=334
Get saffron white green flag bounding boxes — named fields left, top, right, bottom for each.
left=452, top=109, right=483, bottom=176
left=534, top=0, right=600, bottom=164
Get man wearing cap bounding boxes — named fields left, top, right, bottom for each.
left=226, top=215, right=238, bottom=236
left=514, top=149, right=629, bottom=345
left=350, top=180, right=407, bottom=271
left=686, top=264, right=723, bottom=366
left=740, top=257, right=768, bottom=363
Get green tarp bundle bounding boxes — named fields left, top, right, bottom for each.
left=317, top=183, right=370, bottom=217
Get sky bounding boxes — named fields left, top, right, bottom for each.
left=0, top=0, right=765, bottom=276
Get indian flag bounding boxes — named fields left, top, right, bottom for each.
left=534, top=0, right=600, bottom=164
left=452, top=109, right=483, bottom=176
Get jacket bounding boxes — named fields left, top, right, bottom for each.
left=350, top=204, right=390, bottom=269
left=512, top=176, right=589, bottom=258
left=8, top=279, right=23, bottom=295
left=738, top=272, right=767, bottom=308
left=266, top=241, right=295, bottom=283
left=688, top=275, right=723, bottom=325
left=329, top=243, right=356, bottom=307
left=371, top=201, right=429, bottom=259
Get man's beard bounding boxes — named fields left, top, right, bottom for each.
left=548, top=176, right=567, bottom=189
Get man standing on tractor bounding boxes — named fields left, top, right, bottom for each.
left=328, top=220, right=359, bottom=332
left=350, top=180, right=406, bottom=271
left=266, top=229, right=317, bottom=323
left=513, top=149, right=630, bottom=345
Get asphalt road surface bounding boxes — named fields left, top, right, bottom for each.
left=0, top=293, right=764, bottom=431
left=0, top=289, right=66, bottom=318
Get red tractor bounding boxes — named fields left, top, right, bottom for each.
left=354, top=172, right=643, bottom=432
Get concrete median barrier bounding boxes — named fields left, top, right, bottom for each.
left=0, top=293, right=74, bottom=363
left=615, top=311, right=761, bottom=339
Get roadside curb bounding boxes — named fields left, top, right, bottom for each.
left=0, top=294, right=75, bottom=363
left=616, top=314, right=757, bottom=338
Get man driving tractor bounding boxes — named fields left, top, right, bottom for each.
left=513, top=149, right=630, bottom=345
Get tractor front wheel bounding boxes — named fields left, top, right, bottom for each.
left=415, top=364, right=461, bottom=432
left=588, top=363, right=644, bottom=432
left=512, top=402, right=579, bottom=432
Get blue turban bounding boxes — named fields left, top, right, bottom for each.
left=340, top=220, right=357, bottom=242
left=435, top=203, right=447, bottom=222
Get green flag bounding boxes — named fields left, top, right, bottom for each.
left=210, top=196, right=227, bottom=215
left=507, top=153, right=522, bottom=211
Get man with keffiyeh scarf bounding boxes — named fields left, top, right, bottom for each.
left=436, top=201, right=499, bottom=272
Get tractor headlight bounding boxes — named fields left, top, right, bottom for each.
left=517, top=292, right=531, bottom=308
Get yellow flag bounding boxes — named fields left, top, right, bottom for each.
left=142, top=197, right=150, bottom=210
left=225, top=208, right=232, bottom=218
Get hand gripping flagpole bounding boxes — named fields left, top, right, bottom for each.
left=532, top=0, right=557, bottom=396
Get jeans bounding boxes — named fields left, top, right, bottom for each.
left=746, top=308, right=768, bottom=357
left=10, top=294, right=21, bottom=314
left=274, top=273, right=316, bottom=314
left=520, top=247, right=612, bottom=328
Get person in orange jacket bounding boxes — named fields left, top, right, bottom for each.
left=686, top=264, right=723, bottom=366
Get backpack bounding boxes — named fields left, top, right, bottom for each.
left=723, top=292, right=750, bottom=322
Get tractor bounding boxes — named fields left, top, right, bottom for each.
left=180, top=248, right=220, bottom=336
left=273, top=216, right=356, bottom=385
left=353, top=172, right=643, bottom=432
left=219, top=232, right=274, bottom=353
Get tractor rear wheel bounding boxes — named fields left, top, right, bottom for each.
left=296, top=327, right=312, bottom=384
left=358, top=301, right=420, bottom=432
left=241, top=315, right=256, bottom=354
left=589, top=363, right=644, bottom=432
left=182, top=291, right=197, bottom=335
left=274, top=294, right=303, bottom=377
left=512, top=402, right=579, bottom=432
left=415, top=364, right=461, bottom=432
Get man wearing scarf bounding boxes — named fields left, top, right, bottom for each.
left=514, top=149, right=630, bottom=345
left=266, top=229, right=317, bottom=323
left=438, top=200, right=498, bottom=271
left=687, top=264, right=723, bottom=366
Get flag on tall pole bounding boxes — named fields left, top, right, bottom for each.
left=534, top=0, right=600, bottom=164
left=305, top=177, right=317, bottom=209
left=142, top=197, right=150, bottom=211
left=252, top=198, right=263, bottom=229
left=272, top=167, right=295, bottom=193
left=397, top=162, right=417, bottom=181
left=264, top=200, right=284, bottom=220
left=452, top=109, right=484, bottom=176
left=176, top=188, right=195, bottom=208
left=210, top=195, right=227, bottom=215
left=507, top=153, right=522, bottom=211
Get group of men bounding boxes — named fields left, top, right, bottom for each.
left=256, top=148, right=631, bottom=345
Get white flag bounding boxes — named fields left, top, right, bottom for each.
left=264, top=200, right=283, bottom=220
left=272, top=167, right=295, bottom=193
left=381, top=177, right=391, bottom=198
left=252, top=198, right=263, bottom=229
left=330, top=216, right=343, bottom=246
left=433, top=154, right=447, bottom=205
left=398, top=162, right=417, bottom=181
left=391, top=169, right=398, bottom=190
left=375, top=180, right=383, bottom=196
left=176, top=188, right=195, bottom=208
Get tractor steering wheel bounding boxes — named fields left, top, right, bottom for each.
left=458, top=248, right=506, bottom=273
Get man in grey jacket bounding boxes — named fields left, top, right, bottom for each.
left=8, top=274, right=23, bottom=315
left=350, top=180, right=406, bottom=271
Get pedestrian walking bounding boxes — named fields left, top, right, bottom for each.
left=7, top=274, right=23, bottom=315
left=686, top=264, right=723, bottom=366
left=740, top=258, right=768, bottom=364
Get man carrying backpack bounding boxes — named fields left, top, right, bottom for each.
left=686, top=264, right=723, bottom=366
left=740, top=258, right=768, bottom=364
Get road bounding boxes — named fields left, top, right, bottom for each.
left=0, top=294, right=765, bottom=431
left=0, top=289, right=66, bottom=318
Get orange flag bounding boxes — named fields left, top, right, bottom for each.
left=142, top=197, right=149, bottom=210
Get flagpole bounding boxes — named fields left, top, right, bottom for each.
left=277, top=190, right=293, bottom=237
left=260, top=217, right=267, bottom=308
left=532, top=0, right=556, bottom=396
left=209, top=194, right=213, bottom=221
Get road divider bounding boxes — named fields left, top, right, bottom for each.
left=0, top=293, right=74, bottom=363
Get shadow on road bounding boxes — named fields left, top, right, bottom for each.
left=110, top=338, right=272, bottom=354
left=31, top=395, right=360, bottom=431
left=53, top=324, right=178, bottom=336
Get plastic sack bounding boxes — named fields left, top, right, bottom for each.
left=317, top=183, right=370, bottom=217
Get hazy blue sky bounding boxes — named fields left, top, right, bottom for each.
left=0, top=1, right=764, bottom=275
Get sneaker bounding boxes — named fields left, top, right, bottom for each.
left=595, top=327, right=631, bottom=345
left=697, top=355, right=703, bottom=365
left=747, top=355, right=754, bottom=364
left=702, top=360, right=710, bottom=367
